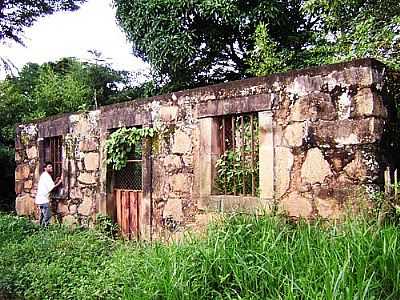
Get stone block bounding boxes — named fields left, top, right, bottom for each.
left=26, top=146, right=38, bottom=159
left=160, top=106, right=179, bottom=122
left=279, top=192, right=313, bottom=218
left=163, top=198, right=183, bottom=222
left=63, top=215, right=78, bottom=226
left=351, top=88, right=387, bottom=118
left=172, top=130, right=192, bottom=154
left=286, top=75, right=323, bottom=98
left=24, top=180, right=33, bottom=190
left=78, top=172, right=96, bottom=185
left=84, top=152, right=99, bottom=171
left=171, top=173, right=191, bottom=193
left=69, top=204, right=78, bottom=214
left=79, top=196, right=93, bottom=216
left=290, top=93, right=336, bottom=122
left=343, top=152, right=368, bottom=181
left=259, top=111, right=274, bottom=199
left=283, top=122, right=307, bottom=147
left=164, top=155, right=183, bottom=173
left=220, top=196, right=272, bottom=214
left=15, top=181, right=24, bottom=194
left=15, top=151, right=22, bottom=162
left=301, top=148, right=332, bottom=184
left=275, top=147, right=294, bottom=199
left=15, top=165, right=30, bottom=180
left=15, top=194, right=35, bottom=216
left=79, top=138, right=98, bottom=152
left=313, top=118, right=384, bottom=146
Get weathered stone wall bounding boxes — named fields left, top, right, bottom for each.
left=59, top=111, right=101, bottom=226
left=15, top=58, right=398, bottom=239
left=15, top=124, right=40, bottom=217
left=15, top=111, right=101, bottom=226
left=270, top=66, right=389, bottom=218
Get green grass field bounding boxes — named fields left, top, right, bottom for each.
left=0, top=213, right=399, bottom=299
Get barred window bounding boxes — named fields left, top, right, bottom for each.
left=44, top=136, right=63, bottom=179
left=214, top=114, right=259, bottom=196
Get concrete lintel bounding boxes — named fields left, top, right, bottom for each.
left=197, top=94, right=273, bottom=119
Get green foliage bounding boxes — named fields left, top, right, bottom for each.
left=215, top=149, right=259, bottom=195
left=105, top=127, right=157, bottom=171
left=246, top=1, right=400, bottom=76
left=299, top=0, right=400, bottom=69
left=94, top=214, right=120, bottom=239
left=1, top=213, right=400, bottom=299
left=113, top=0, right=308, bottom=90
left=247, top=23, right=293, bottom=76
left=215, top=116, right=259, bottom=195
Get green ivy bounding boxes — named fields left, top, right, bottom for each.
left=105, top=127, right=157, bottom=171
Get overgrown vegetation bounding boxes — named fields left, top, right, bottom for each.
left=105, top=127, right=157, bottom=170
left=1, top=212, right=400, bottom=299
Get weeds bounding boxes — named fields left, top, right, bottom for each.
left=0, top=213, right=399, bottom=299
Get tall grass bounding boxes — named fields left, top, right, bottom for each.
left=0, top=213, right=399, bottom=299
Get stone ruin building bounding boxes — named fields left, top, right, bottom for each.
left=15, top=58, right=399, bottom=240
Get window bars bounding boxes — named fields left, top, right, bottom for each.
left=215, top=114, right=259, bottom=196
left=44, top=136, right=63, bottom=179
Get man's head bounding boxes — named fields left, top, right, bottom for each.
left=43, top=161, right=53, bottom=174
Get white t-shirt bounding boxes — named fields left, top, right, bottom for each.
left=35, top=171, right=55, bottom=205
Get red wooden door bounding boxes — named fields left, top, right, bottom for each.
left=114, top=189, right=142, bottom=240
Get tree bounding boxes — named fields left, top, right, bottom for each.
left=249, top=0, right=400, bottom=76
left=300, top=0, right=400, bottom=70
left=113, top=0, right=310, bottom=90
left=0, top=0, right=87, bottom=45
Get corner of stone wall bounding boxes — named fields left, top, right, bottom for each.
left=272, top=64, right=389, bottom=219
left=15, top=124, right=39, bottom=217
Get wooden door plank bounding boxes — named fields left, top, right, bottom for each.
left=121, top=190, right=130, bottom=239
left=116, top=189, right=121, bottom=231
left=129, top=191, right=138, bottom=240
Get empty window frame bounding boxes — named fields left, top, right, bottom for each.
left=44, top=136, right=63, bottom=179
left=214, top=113, right=259, bottom=196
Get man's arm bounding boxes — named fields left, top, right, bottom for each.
left=51, top=174, right=63, bottom=191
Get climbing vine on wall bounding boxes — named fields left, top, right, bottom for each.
left=105, top=127, right=157, bottom=171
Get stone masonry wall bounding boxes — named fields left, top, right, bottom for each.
left=270, top=66, right=390, bottom=218
left=15, top=111, right=101, bottom=226
left=15, top=59, right=398, bottom=238
left=15, top=125, right=40, bottom=217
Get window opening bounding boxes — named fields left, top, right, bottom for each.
left=214, top=114, right=259, bottom=196
left=44, top=136, right=63, bottom=179
left=113, top=141, right=143, bottom=190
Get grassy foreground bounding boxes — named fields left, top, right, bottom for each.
left=0, top=213, right=399, bottom=300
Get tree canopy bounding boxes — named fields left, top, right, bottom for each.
left=0, top=0, right=87, bottom=45
left=114, top=0, right=311, bottom=90
left=114, top=0, right=400, bottom=88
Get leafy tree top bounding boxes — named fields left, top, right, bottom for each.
left=113, top=0, right=310, bottom=90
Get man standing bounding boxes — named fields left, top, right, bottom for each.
left=35, top=161, right=63, bottom=227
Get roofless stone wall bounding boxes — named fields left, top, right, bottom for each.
left=15, top=59, right=399, bottom=240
